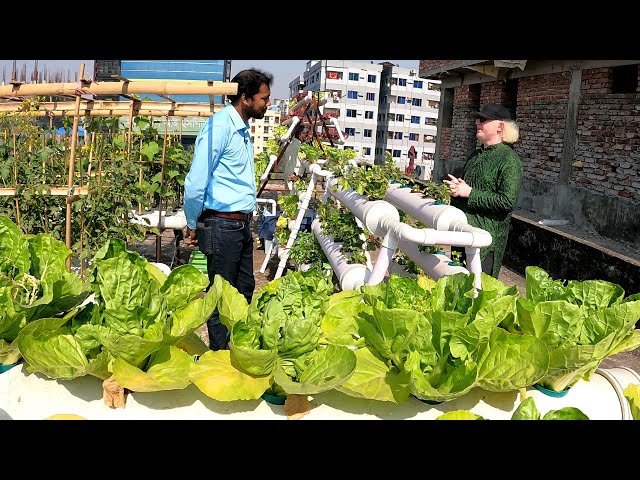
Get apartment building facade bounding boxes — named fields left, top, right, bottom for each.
left=289, top=60, right=441, bottom=174
left=249, top=105, right=282, bottom=156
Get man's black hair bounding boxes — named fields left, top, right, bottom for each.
left=227, top=68, right=274, bottom=104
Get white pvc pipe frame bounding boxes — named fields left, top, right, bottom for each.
left=323, top=177, right=492, bottom=291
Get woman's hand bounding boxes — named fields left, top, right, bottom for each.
left=444, top=174, right=472, bottom=198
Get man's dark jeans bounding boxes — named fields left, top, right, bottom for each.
left=199, top=215, right=254, bottom=351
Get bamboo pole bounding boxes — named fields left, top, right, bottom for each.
left=138, top=136, right=144, bottom=215
left=155, top=115, right=170, bottom=262
left=0, top=80, right=237, bottom=98
left=12, top=132, right=20, bottom=227
left=65, top=63, right=85, bottom=267
left=0, top=100, right=222, bottom=116
left=127, top=100, right=134, bottom=161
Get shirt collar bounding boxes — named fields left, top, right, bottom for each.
left=225, top=103, right=250, bottom=133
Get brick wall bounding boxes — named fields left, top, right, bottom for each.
left=439, top=85, right=480, bottom=177
left=512, top=72, right=571, bottom=184
left=573, top=67, right=640, bottom=201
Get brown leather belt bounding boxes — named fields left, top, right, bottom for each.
left=208, top=210, right=253, bottom=222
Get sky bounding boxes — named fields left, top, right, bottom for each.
left=0, top=59, right=420, bottom=100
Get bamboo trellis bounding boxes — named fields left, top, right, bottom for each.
left=0, top=61, right=237, bottom=264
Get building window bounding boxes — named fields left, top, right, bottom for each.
left=427, top=100, right=438, bottom=108
left=366, top=92, right=375, bottom=101
left=346, top=109, right=357, bottom=118
left=263, top=137, right=269, bottom=142
left=424, top=117, right=437, bottom=126
left=388, top=113, right=396, bottom=121
left=251, top=126, right=255, bottom=133
left=396, top=114, right=404, bottom=122
left=424, top=134, right=435, bottom=142
left=327, top=70, right=342, bottom=80
left=365, top=110, right=374, bottom=119
left=398, top=78, right=407, bottom=87
left=251, top=136, right=255, bottom=142
left=413, top=80, right=423, bottom=89
left=344, top=146, right=354, bottom=150
left=397, top=96, right=406, bottom=104
left=411, top=116, right=420, bottom=124
left=392, top=150, right=401, bottom=158
left=363, top=147, right=371, bottom=155
left=412, top=98, right=423, bottom=107
left=264, top=117, right=270, bottom=123
left=345, top=127, right=356, bottom=136
left=348, top=72, right=359, bottom=81
left=274, top=117, right=279, bottom=124
left=428, top=83, right=441, bottom=91
left=347, top=90, right=358, bottom=99
left=409, top=133, right=419, bottom=141
left=364, top=129, right=372, bottom=137
left=612, top=65, right=638, bottom=94
left=394, top=132, right=403, bottom=140
left=391, top=78, right=398, bottom=85
left=263, top=146, right=267, bottom=152
left=367, top=74, right=376, bottom=83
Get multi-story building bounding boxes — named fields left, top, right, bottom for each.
left=292, top=60, right=441, bottom=173
left=249, top=105, right=282, bottom=156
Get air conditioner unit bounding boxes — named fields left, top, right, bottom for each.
left=414, top=164, right=432, bottom=181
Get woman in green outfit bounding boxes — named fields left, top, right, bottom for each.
left=444, top=103, right=523, bottom=278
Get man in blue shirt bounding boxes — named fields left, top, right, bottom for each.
left=184, top=68, right=273, bottom=350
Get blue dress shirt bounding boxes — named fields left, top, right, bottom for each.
left=184, top=104, right=256, bottom=229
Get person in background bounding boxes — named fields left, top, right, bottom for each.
left=183, top=68, right=273, bottom=350
left=444, top=103, right=523, bottom=279
left=281, top=123, right=310, bottom=194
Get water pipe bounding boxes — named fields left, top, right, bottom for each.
left=129, top=209, right=186, bottom=230
left=396, top=238, right=469, bottom=279
left=329, top=117, right=346, bottom=144
left=283, top=92, right=313, bottom=121
left=260, top=154, right=278, bottom=183
left=280, top=115, right=301, bottom=142
left=384, top=183, right=468, bottom=231
left=367, top=230, right=398, bottom=285
left=311, top=219, right=370, bottom=291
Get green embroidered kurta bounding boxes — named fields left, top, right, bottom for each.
left=451, top=142, right=523, bottom=278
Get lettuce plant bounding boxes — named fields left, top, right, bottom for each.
left=0, top=216, right=90, bottom=365
left=188, top=269, right=364, bottom=401
left=17, top=239, right=218, bottom=390
left=337, top=273, right=549, bottom=404
left=511, top=266, right=640, bottom=392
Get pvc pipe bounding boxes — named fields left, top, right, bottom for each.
left=396, top=238, right=469, bottom=279
left=259, top=239, right=277, bottom=274
left=353, top=216, right=374, bottom=271
left=326, top=177, right=399, bottom=238
left=595, top=367, right=640, bottom=420
left=329, top=117, right=346, bottom=144
left=384, top=185, right=468, bottom=231
left=129, top=209, right=186, bottom=230
left=366, top=231, right=398, bottom=285
left=312, top=219, right=370, bottom=291
left=280, top=115, right=301, bottom=142
left=274, top=174, right=318, bottom=279
left=260, top=154, right=278, bottom=182
left=286, top=92, right=313, bottom=117
left=464, top=247, right=483, bottom=291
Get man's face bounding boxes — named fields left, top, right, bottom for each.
left=475, top=117, right=503, bottom=145
left=247, top=83, right=271, bottom=120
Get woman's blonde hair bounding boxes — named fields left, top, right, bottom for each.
left=502, top=120, right=519, bottom=144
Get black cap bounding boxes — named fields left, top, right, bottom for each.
left=473, top=103, right=512, bottom=121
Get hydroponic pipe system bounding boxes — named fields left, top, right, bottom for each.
left=323, top=177, right=492, bottom=291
